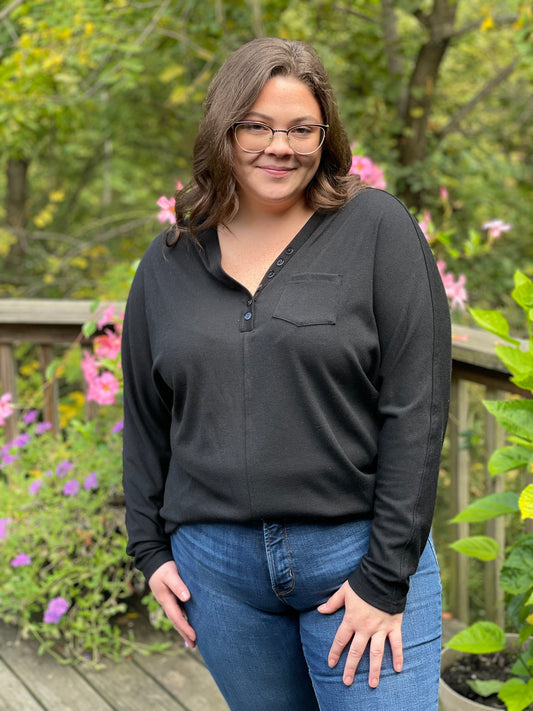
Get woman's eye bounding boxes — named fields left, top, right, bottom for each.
left=291, top=126, right=313, bottom=137
left=243, top=123, right=270, bottom=134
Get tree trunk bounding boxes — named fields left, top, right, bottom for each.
left=396, top=0, right=458, bottom=210
left=5, top=157, right=29, bottom=268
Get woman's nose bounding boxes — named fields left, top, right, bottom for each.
left=265, top=130, right=294, bottom=154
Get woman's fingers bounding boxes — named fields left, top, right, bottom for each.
left=318, top=581, right=404, bottom=687
left=149, top=561, right=197, bottom=647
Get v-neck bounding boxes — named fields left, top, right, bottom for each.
left=201, top=211, right=324, bottom=296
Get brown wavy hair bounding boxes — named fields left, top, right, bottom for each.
left=167, top=37, right=363, bottom=245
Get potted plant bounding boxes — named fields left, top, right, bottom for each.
left=440, top=270, right=533, bottom=711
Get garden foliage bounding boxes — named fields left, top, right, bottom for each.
left=446, top=271, right=533, bottom=711
left=0, top=306, right=170, bottom=664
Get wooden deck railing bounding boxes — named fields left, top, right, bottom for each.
left=0, top=299, right=531, bottom=626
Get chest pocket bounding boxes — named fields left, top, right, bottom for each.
left=272, top=273, right=342, bottom=326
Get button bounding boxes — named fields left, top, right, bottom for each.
left=244, top=312, right=252, bottom=320
left=276, top=259, right=285, bottom=266
left=247, top=299, right=253, bottom=305
left=285, top=247, right=294, bottom=254
left=267, top=271, right=275, bottom=279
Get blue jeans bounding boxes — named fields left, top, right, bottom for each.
left=170, top=520, right=441, bottom=711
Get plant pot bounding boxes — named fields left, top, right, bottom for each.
left=439, top=634, right=520, bottom=711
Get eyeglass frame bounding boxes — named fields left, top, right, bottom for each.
left=232, top=121, right=329, bottom=155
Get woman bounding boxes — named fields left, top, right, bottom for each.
left=122, top=37, right=451, bottom=711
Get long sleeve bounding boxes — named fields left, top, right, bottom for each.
left=122, top=250, right=175, bottom=581
left=348, top=192, right=451, bottom=612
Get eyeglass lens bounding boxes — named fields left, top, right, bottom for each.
left=234, top=123, right=325, bottom=155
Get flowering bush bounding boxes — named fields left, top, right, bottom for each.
left=0, top=307, right=169, bottom=665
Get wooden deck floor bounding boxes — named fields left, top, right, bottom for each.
left=0, top=617, right=229, bottom=711
left=0, top=616, right=463, bottom=711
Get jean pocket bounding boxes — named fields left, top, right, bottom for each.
left=272, top=273, right=342, bottom=326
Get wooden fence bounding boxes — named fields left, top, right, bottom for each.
left=0, top=299, right=531, bottom=626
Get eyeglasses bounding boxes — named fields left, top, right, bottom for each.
left=233, top=121, right=328, bottom=155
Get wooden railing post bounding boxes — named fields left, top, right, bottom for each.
left=448, top=375, right=470, bottom=624
left=38, top=344, right=60, bottom=435
left=483, top=387, right=505, bottom=627
left=0, top=343, right=17, bottom=441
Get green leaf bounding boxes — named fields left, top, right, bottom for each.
left=469, top=308, right=519, bottom=344
left=488, top=446, right=532, bottom=475
left=500, top=534, right=533, bottom=594
left=451, top=491, right=520, bottom=522
left=484, top=400, right=533, bottom=442
left=82, top=320, right=97, bottom=338
left=511, top=657, right=530, bottom=676
left=467, top=679, right=504, bottom=697
left=519, top=485, right=533, bottom=520
left=508, top=435, right=533, bottom=450
left=495, top=344, right=533, bottom=377
left=512, top=271, right=533, bottom=310
left=449, top=535, right=499, bottom=560
left=45, top=357, right=62, bottom=380
left=498, top=678, right=533, bottom=711
left=512, top=372, right=533, bottom=391
left=445, top=621, right=506, bottom=653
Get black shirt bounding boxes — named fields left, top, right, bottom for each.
left=122, top=188, right=451, bottom=613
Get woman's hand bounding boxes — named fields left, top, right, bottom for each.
left=317, top=582, right=403, bottom=688
left=148, top=561, right=197, bottom=648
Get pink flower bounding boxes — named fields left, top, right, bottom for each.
left=349, top=155, right=386, bottom=189
left=63, top=480, right=80, bottom=496
left=97, top=305, right=117, bottom=331
left=0, top=393, right=14, bottom=426
left=176, top=180, right=183, bottom=191
left=82, top=352, right=99, bottom=382
left=111, top=420, right=124, bottom=434
left=11, top=553, right=31, bottom=567
left=418, top=210, right=433, bottom=241
left=156, top=196, right=176, bottom=224
left=482, top=219, right=511, bottom=239
left=44, top=597, right=69, bottom=624
left=437, top=260, right=468, bottom=311
left=94, top=330, right=121, bottom=360
left=439, top=186, right=449, bottom=202
left=87, top=371, right=120, bottom=405
left=84, top=472, right=98, bottom=490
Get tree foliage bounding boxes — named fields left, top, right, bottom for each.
left=0, top=0, right=532, bottom=309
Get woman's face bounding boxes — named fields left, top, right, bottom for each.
left=231, top=76, right=323, bottom=214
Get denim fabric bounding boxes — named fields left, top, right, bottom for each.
left=170, top=520, right=441, bottom=711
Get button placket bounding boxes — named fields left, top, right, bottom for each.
left=240, top=296, right=255, bottom=332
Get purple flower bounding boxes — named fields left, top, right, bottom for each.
left=36, top=421, right=52, bottom=435
left=83, top=472, right=98, bottom=490
left=56, top=460, right=74, bottom=478
left=23, top=410, right=39, bottom=425
left=2, top=452, right=19, bottom=466
left=63, top=480, right=80, bottom=496
left=43, top=597, right=69, bottom=624
left=29, top=479, right=43, bottom=495
left=12, top=433, right=31, bottom=448
left=0, top=518, right=11, bottom=540
left=111, top=420, right=124, bottom=434
left=11, top=553, right=31, bottom=567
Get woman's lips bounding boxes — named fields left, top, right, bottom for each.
left=258, top=165, right=294, bottom=176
